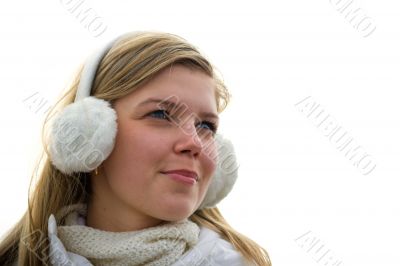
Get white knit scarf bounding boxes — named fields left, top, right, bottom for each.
left=55, top=204, right=200, bottom=266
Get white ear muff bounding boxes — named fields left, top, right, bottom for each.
left=198, top=134, right=239, bottom=209
left=49, top=97, right=117, bottom=175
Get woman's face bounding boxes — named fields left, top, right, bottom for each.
left=88, top=65, right=219, bottom=230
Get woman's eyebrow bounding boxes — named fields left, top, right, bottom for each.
left=136, top=98, right=172, bottom=108
left=136, top=98, right=219, bottom=120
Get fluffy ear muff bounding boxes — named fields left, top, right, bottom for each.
left=198, top=134, right=239, bottom=209
left=49, top=97, right=117, bottom=175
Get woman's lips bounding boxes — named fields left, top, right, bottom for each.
left=162, top=170, right=199, bottom=185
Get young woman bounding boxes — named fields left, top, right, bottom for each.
left=0, top=31, right=271, bottom=266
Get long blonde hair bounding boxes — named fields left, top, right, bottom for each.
left=0, top=31, right=271, bottom=266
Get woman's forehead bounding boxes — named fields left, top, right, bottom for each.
left=118, top=66, right=218, bottom=114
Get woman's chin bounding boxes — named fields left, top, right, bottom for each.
left=156, top=201, right=198, bottom=221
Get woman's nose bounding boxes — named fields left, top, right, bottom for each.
left=173, top=122, right=203, bottom=157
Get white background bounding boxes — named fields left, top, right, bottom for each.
left=1, top=0, right=399, bottom=265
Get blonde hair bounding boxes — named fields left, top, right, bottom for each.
left=0, top=31, right=271, bottom=266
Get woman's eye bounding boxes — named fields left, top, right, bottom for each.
left=197, top=121, right=217, bottom=134
left=148, top=109, right=170, bottom=120
left=148, top=109, right=217, bottom=135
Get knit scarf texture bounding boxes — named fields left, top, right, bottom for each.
left=55, top=204, right=200, bottom=266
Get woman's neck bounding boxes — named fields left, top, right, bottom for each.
left=86, top=196, right=165, bottom=232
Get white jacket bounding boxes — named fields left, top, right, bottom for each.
left=46, top=219, right=252, bottom=266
